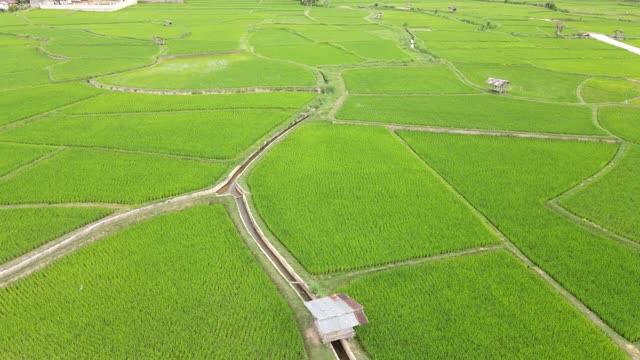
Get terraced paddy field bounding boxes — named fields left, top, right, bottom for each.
left=1, top=0, right=639, bottom=358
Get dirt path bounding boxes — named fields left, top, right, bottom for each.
left=332, top=120, right=621, bottom=143
left=0, top=111, right=355, bottom=359
left=576, top=78, right=589, bottom=104
left=0, top=186, right=218, bottom=283
left=588, top=33, right=640, bottom=55
left=215, top=114, right=356, bottom=359
left=88, top=79, right=321, bottom=95
left=0, top=115, right=305, bottom=285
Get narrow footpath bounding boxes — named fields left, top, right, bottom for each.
left=588, top=33, right=640, bottom=55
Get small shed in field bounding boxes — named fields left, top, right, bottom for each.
left=304, top=293, right=368, bottom=344
left=486, top=77, right=509, bottom=93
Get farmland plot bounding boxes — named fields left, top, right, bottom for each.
left=0, top=207, right=112, bottom=264
left=599, top=107, right=640, bottom=144
left=535, top=58, right=640, bottom=79
left=455, top=63, right=587, bottom=102
left=248, top=123, right=499, bottom=274
left=99, top=53, right=316, bottom=90
left=343, top=66, right=477, bottom=94
left=0, top=83, right=103, bottom=126
left=5, top=26, right=162, bottom=81
left=340, top=250, right=625, bottom=359
left=0, top=149, right=227, bottom=205
left=0, top=40, right=58, bottom=76
left=400, top=132, right=640, bottom=341
left=0, top=143, right=53, bottom=176
left=337, top=95, right=603, bottom=135
left=560, top=145, right=640, bottom=243
left=0, top=110, right=294, bottom=159
left=250, top=28, right=362, bottom=66
left=0, top=205, right=306, bottom=359
left=337, top=40, right=410, bottom=61
left=61, top=92, right=316, bottom=114
left=581, top=78, right=640, bottom=103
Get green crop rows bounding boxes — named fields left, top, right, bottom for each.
left=0, top=143, right=53, bottom=176
left=0, top=204, right=306, bottom=358
left=0, top=110, right=294, bottom=159
left=249, top=123, right=499, bottom=274
left=99, top=53, right=316, bottom=90
left=0, top=207, right=112, bottom=264
left=61, top=92, right=316, bottom=114
left=1, top=0, right=639, bottom=357
left=400, top=132, right=640, bottom=341
left=561, top=145, right=640, bottom=243
left=337, top=95, right=603, bottom=135
left=343, top=66, right=477, bottom=94
left=340, top=250, right=626, bottom=359
left=600, top=107, right=640, bottom=144
left=0, top=149, right=227, bottom=204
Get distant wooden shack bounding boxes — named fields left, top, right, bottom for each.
left=448, top=5, right=457, bottom=12
left=486, top=77, right=509, bottom=93
left=304, top=293, right=368, bottom=344
left=373, top=12, right=383, bottom=20
left=152, top=35, right=165, bottom=45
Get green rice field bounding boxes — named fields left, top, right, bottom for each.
left=0, top=207, right=112, bottom=264
left=0, top=204, right=306, bottom=358
left=99, top=52, right=316, bottom=90
left=0, top=143, right=53, bottom=176
left=248, top=123, right=499, bottom=274
left=1, top=0, right=639, bottom=357
left=0, top=149, right=227, bottom=204
left=339, top=250, right=626, bottom=359
left=600, top=107, right=640, bottom=144
left=560, top=144, right=640, bottom=243
left=400, top=132, right=640, bottom=341
left=0, top=110, right=295, bottom=159
left=342, top=65, right=477, bottom=94
left=337, top=94, right=603, bottom=135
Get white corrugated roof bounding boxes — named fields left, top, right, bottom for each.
left=304, top=294, right=368, bottom=336
left=305, top=296, right=354, bottom=320
left=317, top=313, right=361, bottom=334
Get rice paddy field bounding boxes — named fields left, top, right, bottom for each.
left=0, top=204, right=307, bottom=358
left=1, top=0, right=639, bottom=358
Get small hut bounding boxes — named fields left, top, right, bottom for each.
left=448, top=5, right=457, bottom=12
left=613, top=30, right=624, bottom=40
left=373, top=12, right=383, bottom=20
left=164, top=20, right=173, bottom=26
left=486, top=77, right=509, bottom=93
left=304, top=293, right=368, bottom=344
left=152, top=35, right=165, bottom=45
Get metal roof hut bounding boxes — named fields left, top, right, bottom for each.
left=486, top=77, right=509, bottom=93
left=304, top=293, right=368, bottom=344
